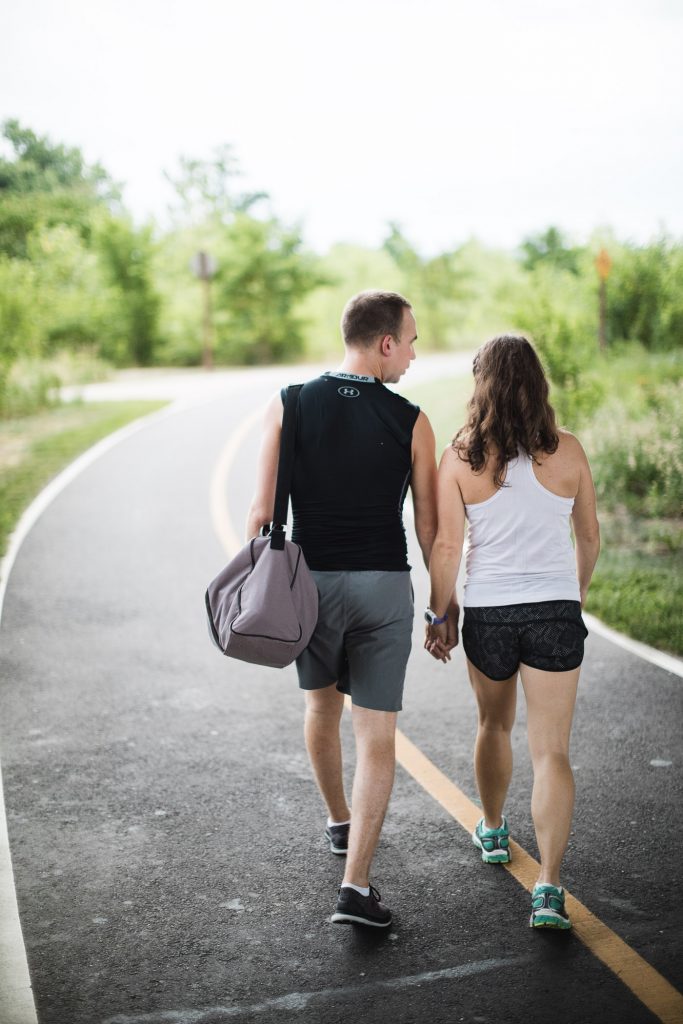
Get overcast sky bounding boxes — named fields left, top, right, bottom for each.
left=2, top=0, right=682, bottom=255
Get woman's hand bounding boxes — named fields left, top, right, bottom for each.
left=425, top=621, right=450, bottom=661
left=424, top=599, right=460, bottom=662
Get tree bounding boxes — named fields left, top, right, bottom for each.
left=510, top=263, right=603, bottom=428
left=520, top=226, right=581, bottom=275
left=95, top=217, right=161, bottom=365
left=0, top=119, right=119, bottom=258
left=163, top=147, right=323, bottom=364
left=214, top=214, right=324, bottom=364
left=606, top=237, right=683, bottom=351
left=165, top=146, right=267, bottom=226
left=384, top=224, right=470, bottom=349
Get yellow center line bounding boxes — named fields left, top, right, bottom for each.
left=393, top=729, right=683, bottom=1024
left=209, top=405, right=266, bottom=557
left=212, top=412, right=683, bottom=1024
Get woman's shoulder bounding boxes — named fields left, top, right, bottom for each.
left=443, top=433, right=476, bottom=465
left=554, top=429, right=588, bottom=461
left=534, top=430, right=589, bottom=482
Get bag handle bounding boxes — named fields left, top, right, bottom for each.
left=270, top=383, right=303, bottom=550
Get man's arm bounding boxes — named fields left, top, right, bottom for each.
left=245, top=393, right=284, bottom=541
left=409, top=410, right=438, bottom=569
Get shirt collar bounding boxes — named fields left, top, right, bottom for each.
left=324, top=371, right=380, bottom=384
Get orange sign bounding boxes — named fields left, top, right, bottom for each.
left=596, top=248, right=612, bottom=280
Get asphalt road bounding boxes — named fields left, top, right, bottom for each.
left=0, top=366, right=682, bottom=1024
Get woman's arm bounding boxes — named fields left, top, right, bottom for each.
left=571, top=440, right=600, bottom=606
left=425, top=446, right=466, bottom=660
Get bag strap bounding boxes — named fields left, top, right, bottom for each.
left=270, top=383, right=303, bottom=550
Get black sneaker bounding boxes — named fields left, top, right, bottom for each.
left=331, top=885, right=392, bottom=928
left=324, top=822, right=350, bottom=855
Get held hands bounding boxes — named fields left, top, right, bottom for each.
left=424, top=599, right=460, bottom=663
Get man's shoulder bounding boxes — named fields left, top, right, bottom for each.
left=280, top=377, right=322, bottom=404
left=380, top=386, right=420, bottom=418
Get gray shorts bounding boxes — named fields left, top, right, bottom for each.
left=296, top=570, right=414, bottom=712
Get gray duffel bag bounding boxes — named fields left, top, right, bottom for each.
left=205, top=384, right=318, bottom=668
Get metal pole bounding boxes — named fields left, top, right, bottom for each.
left=598, top=277, right=607, bottom=352
left=202, top=275, right=213, bottom=370
left=595, top=248, right=612, bottom=352
left=191, top=251, right=217, bottom=370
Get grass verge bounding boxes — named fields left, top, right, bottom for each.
left=585, top=550, right=682, bottom=654
left=405, top=375, right=682, bottom=657
left=0, top=401, right=167, bottom=558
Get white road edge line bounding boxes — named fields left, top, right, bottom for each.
left=101, top=955, right=531, bottom=1024
left=0, top=400, right=184, bottom=1024
left=583, top=612, right=683, bottom=679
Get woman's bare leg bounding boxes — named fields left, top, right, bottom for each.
left=520, top=664, right=580, bottom=887
left=467, top=660, right=518, bottom=829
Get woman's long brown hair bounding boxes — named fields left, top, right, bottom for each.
left=453, top=334, right=559, bottom=488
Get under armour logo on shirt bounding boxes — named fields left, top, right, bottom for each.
left=338, top=387, right=360, bottom=398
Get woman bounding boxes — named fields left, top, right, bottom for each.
left=425, top=334, right=600, bottom=930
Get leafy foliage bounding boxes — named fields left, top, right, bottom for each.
left=165, top=146, right=267, bottom=225
left=384, top=223, right=471, bottom=349
left=0, top=119, right=119, bottom=258
left=158, top=151, right=324, bottom=365
left=520, top=226, right=581, bottom=275
left=94, top=217, right=161, bottom=365
left=296, top=244, right=402, bottom=359
left=583, top=381, right=683, bottom=518
left=213, top=215, right=324, bottom=364
left=605, top=236, right=683, bottom=351
left=508, top=263, right=604, bottom=428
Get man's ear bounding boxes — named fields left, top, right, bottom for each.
left=380, top=334, right=393, bottom=356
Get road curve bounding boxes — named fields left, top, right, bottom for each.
left=0, top=363, right=681, bottom=1024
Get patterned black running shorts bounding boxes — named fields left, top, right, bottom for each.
left=461, top=599, right=588, bottom=681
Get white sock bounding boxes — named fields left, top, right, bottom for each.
left=341, top=882, right=370, bottom=897
left=327, top=817, right=351, bottom=827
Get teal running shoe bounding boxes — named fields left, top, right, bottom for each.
left=529, top=883, right=572, bottom=930
left=471, top=815, right=512, bottom=864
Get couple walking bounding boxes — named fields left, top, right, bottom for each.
left=246, top=290, right=600, bottom=932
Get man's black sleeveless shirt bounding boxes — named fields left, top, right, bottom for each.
left=283, top=373, right=420, bottom=571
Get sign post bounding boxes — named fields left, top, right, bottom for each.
left=595, top=248, right=612, bottom=352
left=190, top=251, right=218, bottom=369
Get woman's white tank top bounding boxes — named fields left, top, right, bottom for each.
left=464, top=452, right=580, bottom=607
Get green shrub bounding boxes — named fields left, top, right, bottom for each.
left=606, top=238, right=683, bottom=352
left=584, top=382, right=683, bottom=518
left=509, top=264, right=604, bottom=429
left=2, top=357, right=60, bottom=417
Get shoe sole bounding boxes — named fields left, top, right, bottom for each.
left=472, top=833, right=511, bottom=864
left=530, top=913, right=572, bottom=930
left=325, top=833, right=348, bottom=856
left=331, top=911, right=392, bottom=928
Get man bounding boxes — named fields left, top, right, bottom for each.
left=246, top=290, right=447, bottom=927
